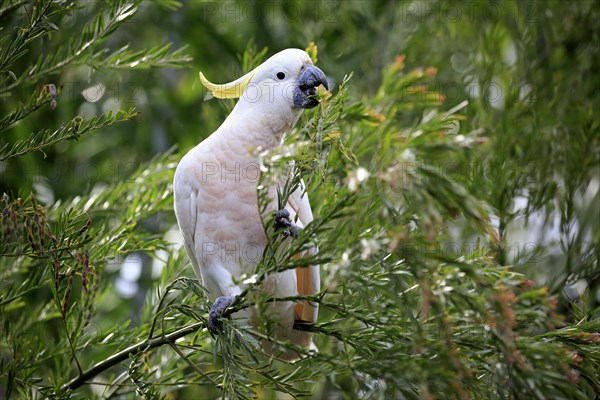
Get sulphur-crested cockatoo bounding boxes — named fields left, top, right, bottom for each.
left=173, top=49, right=328, bottom=360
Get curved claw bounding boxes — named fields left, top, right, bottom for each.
left=274, top=209, right=292, bottom=228
left=273, top=209, right=301, bottom=238
left=284, top=225, right=301, bottom=238
left=208, top=295, right=234, bottom=333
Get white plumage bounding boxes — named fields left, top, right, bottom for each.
left=173, top=49, right=328, bottom=360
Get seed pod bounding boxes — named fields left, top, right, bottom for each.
left=52, top=251, right=60, bottom=290
left=62, top=268, right=76, bottom=320
left=82, top=250, right=90, bottom=297
left=45, top=84, right=58, bottom=110
left=78, top=218, right=92, bottom=237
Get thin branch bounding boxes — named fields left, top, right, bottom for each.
left=60, top=321, right=206, bottom=393
left=61, top=317, right=84, bottom=376
left=60, top=292, right=331, bottom=393
left=0, top=2, right=140, bottom=95
left=0, top=1, right=53, bottom=73
left=0, top=108, right=139, bottom=161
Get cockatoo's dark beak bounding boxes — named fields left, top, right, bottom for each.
left=293, top=65, right=329, bottom=109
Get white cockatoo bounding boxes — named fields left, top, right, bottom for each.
left=173, top=49, right=328, bottom=360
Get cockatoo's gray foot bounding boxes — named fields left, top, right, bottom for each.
left=274, top=209, right=301, bottom=238
left=208, top=295, right=234, bottom=333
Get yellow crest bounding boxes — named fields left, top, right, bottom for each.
left=199, top=67, right=258, bottom=99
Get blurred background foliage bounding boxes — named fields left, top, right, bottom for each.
left=1, top=0, right=599, bottom=399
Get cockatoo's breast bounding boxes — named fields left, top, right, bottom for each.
left=176, top=131, right=271, bottom=290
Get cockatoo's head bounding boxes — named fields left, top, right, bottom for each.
left=199, top=48, right=329, bottom=112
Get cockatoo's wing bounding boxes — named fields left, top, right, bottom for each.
left=173, top=173, right=202, bottom=282
left=286, top=180, right=320, bottom=324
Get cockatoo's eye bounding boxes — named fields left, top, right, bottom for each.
left=276, top=72, right=286, bottom=80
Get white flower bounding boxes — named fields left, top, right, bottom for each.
left=400, top=148, right=416, bottom=162
left=347, top=167, right=370, bottom=191
left=360, top=238, right=381, bottom=260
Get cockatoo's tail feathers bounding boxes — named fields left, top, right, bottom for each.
left=199, top=68, right=257, bottom=99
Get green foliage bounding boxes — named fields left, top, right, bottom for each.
left=1, top=108, right=139, bottom=161
left=1, top=1, right=599, bottom=399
